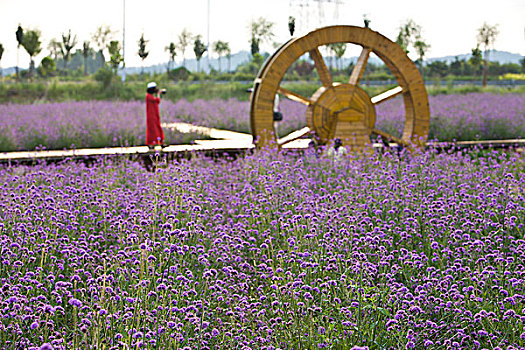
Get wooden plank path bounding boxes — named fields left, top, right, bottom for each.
left=430, top=139, right=525, bottom=149
left=0, top=141, right=256, bottom=163
left=1, top=120, right=524, bottom=163
left=162, top=122, right=252, bottom=141
left=0, top=123, right=316, bottom=163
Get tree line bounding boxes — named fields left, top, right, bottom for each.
left=0, top=17, right=276, bottom=79
left=0, top=24, right=237, bottom=80
left=1, top=18, right=524, bottom=86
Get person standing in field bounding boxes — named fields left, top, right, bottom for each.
left=145, top=82, right=165, bottom=147
left=326, top=137, right=347, bottom=162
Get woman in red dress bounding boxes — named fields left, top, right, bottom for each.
left=145, top=82, right=165, bottom=147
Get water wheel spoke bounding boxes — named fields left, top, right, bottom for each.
left=372, top=128, right=408, bottom=146
left=278, top=127, right=311, bottom=146
left=309, top=48, right=333, bottom=87
left=371, top=86, right=403, bottom=105
left=278, top=87, right=312, bottom=106
left=348, top=47, right=371, bottom=86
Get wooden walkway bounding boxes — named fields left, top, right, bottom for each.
left=162, top=122, right=252, bottom=141
left=431, top=139, right=525, bottom=149
left=0, top=123, right=318, bottom=163
left=0, top=142, right=253, bottom=162
left=1, top=121, right=523, bottom=163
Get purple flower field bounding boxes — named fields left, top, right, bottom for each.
left=0, top=101, right=205, bottom=152
left=0, top=149, right=524, bottom=349
left=376, top=93, right=525, bottom=142
left=1, top=92, right=524, bottom=152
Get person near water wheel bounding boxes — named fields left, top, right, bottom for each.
left=326, top=138, right=347, bottom=162
left=145, top=82, right=166, bottom=148
left=273, top=93, right=283, bottom=136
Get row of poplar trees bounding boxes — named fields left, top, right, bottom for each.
left=0, top=19, right=501, bottom=86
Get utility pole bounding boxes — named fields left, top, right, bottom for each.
left=206, top=0, right=210, bottom=73
left=122, top=0, right=126, bottom=82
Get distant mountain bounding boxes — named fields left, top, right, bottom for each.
left=1, top=50, right=522, bottom=77
left=123, top=51, right=252, bottom=75
left=0, top=67, right=16, bottom=77
left=426, top=50, right=524, bottom=65
left=129, top=51, right=385, bottom=74
left=124, top=49, right=524, bottom=74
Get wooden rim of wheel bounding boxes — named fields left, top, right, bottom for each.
left=249, top=25, right=430, bottom=148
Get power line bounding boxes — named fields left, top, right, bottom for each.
left=289, top=0, right=344, bottom=34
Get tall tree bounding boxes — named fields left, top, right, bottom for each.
left=107, top=40, right=123, bottom=74
left=395, top=19, right=420, bottom=54
left=21, top=29, right=42, bottom=77
left=249, top=17, right=275, bottom=55
left=327, top=43, right=346, bottom=71
left=363, top=14, right=371, bottom=28
left=477, top=22, right=499, bottom=87
left=213, top=40, right=230, bottom=72
left=288, top=16, right=295, bottom=36
left=226, top=48, right=232, bottom=72
left=15, top=25, right=23, bottom=79
left=48, top=39, right=61, bottom=61
left=0, top=43, right=4, bottom=78
left=469, top=46, right=483, bottom=79
left=165, top=42, right=177, bottom=76
left=193, top=35, right=207, bottom=73
left=395, top=19, right=429, bottom=71
left=178, top=29, right=193, bottom=67
left=137, top=33, right=149, bottom=74
left=61, top=29, right=77, bottom=71
left=414, top=39, right=430, bottom=72
left=82, top=41, right=91, bottom=75
left=92, top=25, right=114, bottom=65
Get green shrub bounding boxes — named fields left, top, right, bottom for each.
left=94, top=66, right=114, bottom=89
left=169, top=67, right=190, bottom=81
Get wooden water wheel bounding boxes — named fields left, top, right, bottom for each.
left=249, top=25, right=430, bottom=149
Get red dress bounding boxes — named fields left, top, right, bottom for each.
left=145, top=93, right=165, bottom=145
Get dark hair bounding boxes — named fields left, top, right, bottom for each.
left=147, top=87, right=158, bottom=94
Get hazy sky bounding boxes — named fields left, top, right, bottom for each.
left=0, top=0, right=524, bottom=68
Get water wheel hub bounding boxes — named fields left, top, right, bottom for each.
left=308, top=84, right=376, bottom=147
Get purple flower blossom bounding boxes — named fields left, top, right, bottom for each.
left=133, top=331, right=143, bottom=339
left=68, top=298, right=82, bottom=307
